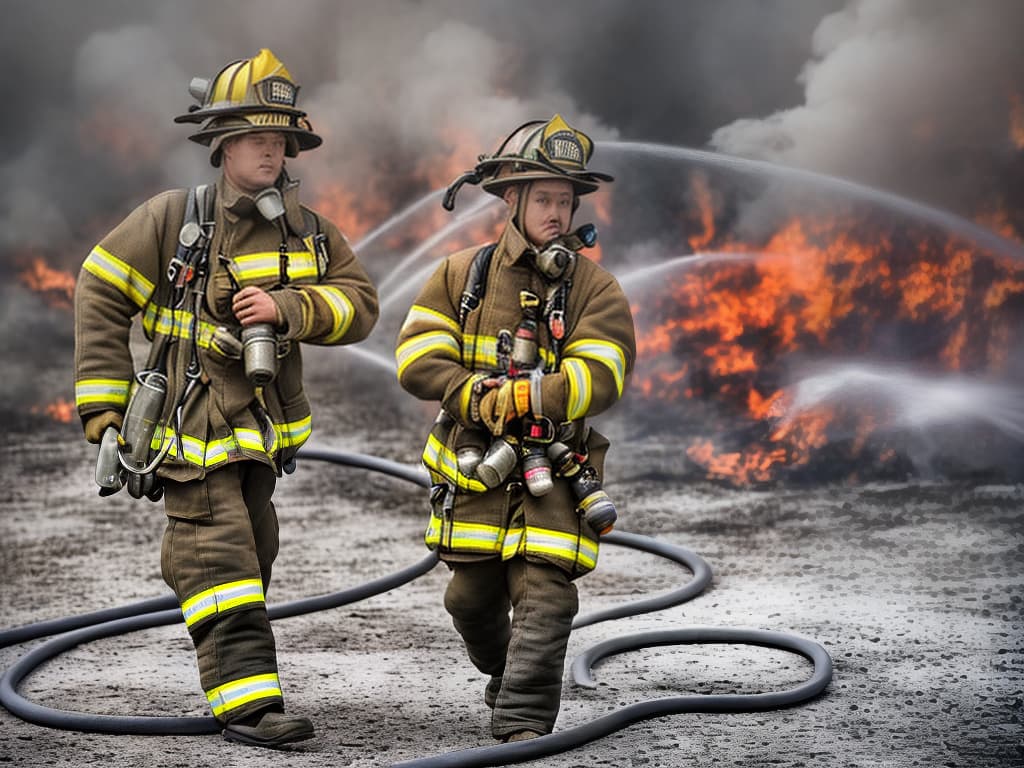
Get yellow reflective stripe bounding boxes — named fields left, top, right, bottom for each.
left=462, top=335, right=555, bottom=370
left=75, top=378, right=130, bottom=408
left=439, top=520, right=504, bottom=552
left=562, top=358, right=591, bottom=420
left=401, top=304, right=460, bottom=335
left=158, top=420, right=310, bottom=469
left=232, top=250, right=318, bottom=283
left=501, top=527, right=525, bottom=559
left=306, top=285, right=355, bottom=343
left=396, top=331, right=461, bottom=378
left=141, top=304, right=218, bottom=347
left=82, top=246, right=154, bottom=308
left=424, top=511, right=440, bottom=546
left=428, top=519, right=597, bottom=568
left=563, top=339, right=627, bottom=396
left=422, top=433, right=487, bottom=493
left=206, top=673, right=282, bottom=717
left=459, top=374, right=485, bottom=421
left=522, top=525, right=598, bottom=570
left=462, top=334, right=497, bottom=369
left=180, top=578, right=265, bottom=628
left=275, top=415, right=311, bottom=448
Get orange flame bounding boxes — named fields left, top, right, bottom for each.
left=17, top=256, right=77, bottom=310
left=32, top=398, right=76, bottom=424
left=632, top=170, right=1024, bottom=485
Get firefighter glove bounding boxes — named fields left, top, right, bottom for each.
left=84, top=410, right=123, bottom=444
left=479, top=379, right=531, bottom=436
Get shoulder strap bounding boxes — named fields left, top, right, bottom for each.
left=296, top=206, right=330, bottom=279
left=458, top=243, right=497, bottom=328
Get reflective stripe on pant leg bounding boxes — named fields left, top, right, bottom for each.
left=161, top=462, right=282, bottom=723
left=444, top=559, right=512, bottom=677
left=491, top=558, right=578, bottom=738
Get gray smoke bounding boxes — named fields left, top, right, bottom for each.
left=710, top=0, right=1024, bottom=214
left=1, top=0, right=847, bottom=269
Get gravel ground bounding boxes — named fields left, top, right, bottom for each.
left=1, top=354, right=1022, bottom=768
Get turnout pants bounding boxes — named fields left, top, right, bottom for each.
left=160, top=461, right=282, bottom=724
left=444, top=557, right=579, bottom=738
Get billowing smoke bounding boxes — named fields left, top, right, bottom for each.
left=710, top=0, right=1024, bottom=217
left=3, top=0, right=1023, bottom=483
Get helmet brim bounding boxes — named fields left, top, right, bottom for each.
left=187, top=123, right=322, bottom=154
left=480, top=168, right=613, bottom=197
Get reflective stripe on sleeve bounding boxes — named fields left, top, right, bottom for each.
left=561, top=358, right=592, bottom=420
left=305, top=285, right=355, bottom=342
left=563, top=339, right=627, bottom=396
left=401, top=304, right=460, bottom=335
left=82, top=246, right=155, bottom=308
left=75, top=378, right=130, bottom=409
left=396, top=331, right=461, bottom=378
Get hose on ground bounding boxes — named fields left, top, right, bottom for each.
left=1, top=446, right=833, bottom=766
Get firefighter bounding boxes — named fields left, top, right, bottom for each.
left=74, top=49, right=378, bottom=748
left=396, top=115, right=636, bottom=742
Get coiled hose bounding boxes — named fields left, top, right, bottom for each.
left=0, top=447, right=832, bottom=765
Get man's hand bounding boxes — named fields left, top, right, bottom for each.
left=232, top=286, right=281, bottom=327
left=84, top=410, right=123, bottom=444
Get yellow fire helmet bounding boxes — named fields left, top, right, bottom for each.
left=174, top=48, right=321, bottom=166
left=442, top=114, right=613, bottom=210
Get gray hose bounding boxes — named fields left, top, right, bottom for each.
left=1, top=446, right=832, bottom=767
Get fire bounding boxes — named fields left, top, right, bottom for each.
left=631, top=173, right=1024, bottom=485
left=17, top=256, right=77, bottom=310
left=31, top=398, right=76, bottom=424
left=1011, top=92, right=1024, bottom=150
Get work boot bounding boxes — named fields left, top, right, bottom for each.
left=484, top=675, right=502, bottom=709
left=504, top=729, right=543, bottom=742
left=222, top=711, right=315, bottom=748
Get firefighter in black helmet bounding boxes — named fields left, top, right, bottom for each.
left=74, top=49, right=378, bottom=748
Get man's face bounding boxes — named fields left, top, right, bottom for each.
left=509, top=179, right=574, bottom=246
left=221, top=131, right=287, bottom=194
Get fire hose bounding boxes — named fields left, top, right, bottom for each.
left=0, top=446, right=833, bottom=766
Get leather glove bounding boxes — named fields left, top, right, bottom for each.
left=478, top=379, right=531, bottom=436
left=210, top=326, right=243, bottom=359
left=84, top=410, right=123, bottom=444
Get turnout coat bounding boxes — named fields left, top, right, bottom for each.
left=74, top=177, right=379, bottom=482
left=396, top=223, right=636, bottom=578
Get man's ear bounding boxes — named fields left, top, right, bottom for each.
left=503, top=186, right=519, bottom=209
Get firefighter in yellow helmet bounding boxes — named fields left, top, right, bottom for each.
left=74, top=49, right=378, bottom=747
left=396, top=115, right=636, bottom=742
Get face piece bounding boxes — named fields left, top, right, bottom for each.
left=221, top=131, right=287, bottom=194
left=514, top=179, right=575, bottom=247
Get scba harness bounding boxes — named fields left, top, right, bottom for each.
left=95, top=185, right=330, bottom=501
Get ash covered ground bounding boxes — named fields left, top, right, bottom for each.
left=1, top=351, right=1022, bottom=768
